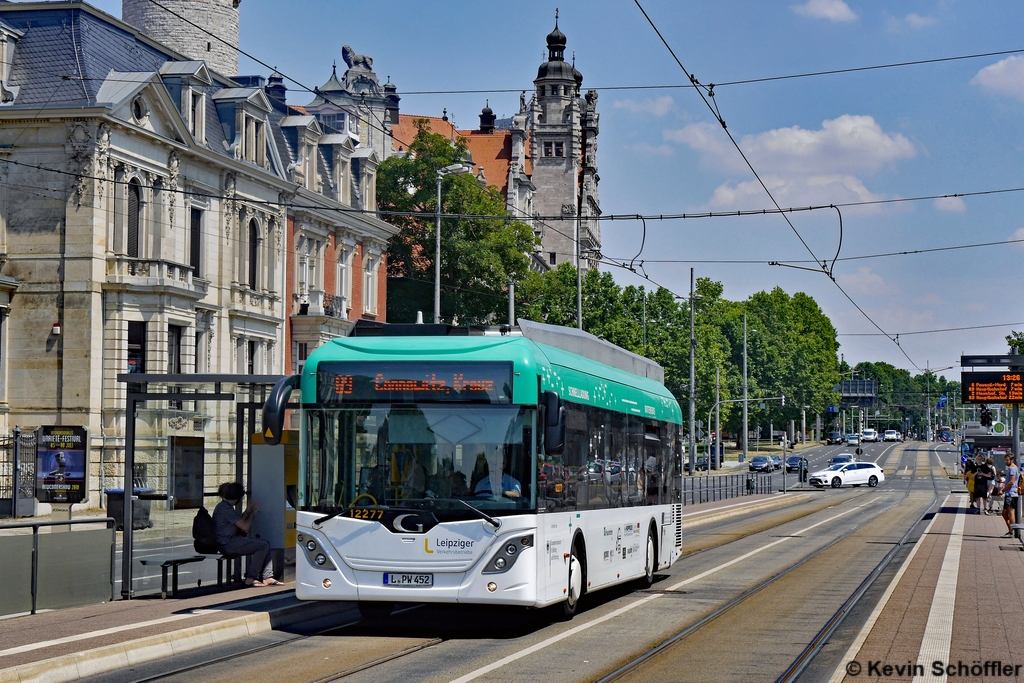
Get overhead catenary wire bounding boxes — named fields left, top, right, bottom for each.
left=633, top=0, right=920, bottom=372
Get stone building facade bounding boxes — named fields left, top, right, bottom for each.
left=0, top=1, right=396, bottom=509
left=392, top=18, right=600, bottom=273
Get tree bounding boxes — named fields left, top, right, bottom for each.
left=377, top=124, right=537, bottom=323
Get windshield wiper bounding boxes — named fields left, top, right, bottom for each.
left=456, top=499, right=501, bottom=529
left=313, top=508, right=347, bottom=526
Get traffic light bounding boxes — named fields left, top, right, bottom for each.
left=980, top=405, right=992, bottom=427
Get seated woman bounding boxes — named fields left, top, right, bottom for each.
left=213, top=482, right=283, bottom=587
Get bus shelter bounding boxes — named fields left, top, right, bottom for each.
left=115, top=373, right=287, bottom=599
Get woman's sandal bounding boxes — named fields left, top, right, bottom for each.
left=263, top=579, right=285, bottom=586
left=244, top=579, right=269, bottom=587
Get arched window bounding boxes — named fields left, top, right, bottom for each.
left=248, top=219, right=259, bottom=289
left=127, top=179, right=141, bottom=258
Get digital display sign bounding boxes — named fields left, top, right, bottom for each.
left=962, top=372, right=1024, bottom=404
left=316, top=362, right=513, bottom=405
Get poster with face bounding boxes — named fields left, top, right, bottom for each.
left=36, top=426, right=88, bottom=504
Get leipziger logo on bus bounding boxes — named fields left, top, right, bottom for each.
left=424, top=536, right=475, bottom=555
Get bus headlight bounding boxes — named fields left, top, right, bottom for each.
left=495, top=557, right=506, bottom=569
left=315, top=553, right=327, bottom=566
left=505, top=544, right=517, bottom=555
left=306, top=540, right=317, bottom=552
left=482, top=534, right=534, bottom=575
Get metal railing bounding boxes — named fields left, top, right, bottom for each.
left=0, top=517, right=116, bottom=615
left=680, top=473, right=773, bottom=506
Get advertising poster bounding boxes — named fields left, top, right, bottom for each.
left=36, top=426, right=88, bottom=504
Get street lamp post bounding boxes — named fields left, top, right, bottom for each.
left=434, top=163, right=474, bottom=323
left=688, top=268, right=696, bottom=476
left=742, top=313, right=748, bottom=463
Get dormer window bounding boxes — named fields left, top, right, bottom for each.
left=0, top=22, right=23, bottom=104
left=242, top=114, right=266, bottom=166
left=188, top=88, right=205, bottom=142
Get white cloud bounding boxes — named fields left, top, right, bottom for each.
left=915, top=293, right=945, bottom=306
left=1009, top=227, right=1024, bottom=250
left=791, top=0, right=857, bottom=22
left=971, top=56, right=1024, bottom=103
left=934, top=196, right=966, bottom=213
left=962, top=302, right=991, bottom=314
left=612, top=96, right=675, bottom=117
left=906, top=13, right=936, bottom=28
left=664, top=115, right=915, bottom=207
left=836, top=266, right=894, bottom=296
left=886, top=13, right=937, bottom=32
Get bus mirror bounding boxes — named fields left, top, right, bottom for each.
left=543, top=390, right=565, bottom=455
left=262, top=374, right=300, bottom=445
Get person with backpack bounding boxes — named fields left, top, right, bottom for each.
left=213, top=482, right=282, bottom=587
left=998, top=455, right=1020, bottom=538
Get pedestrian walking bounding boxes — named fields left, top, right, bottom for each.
left=998, top=455, right=1019, bottom=537
left=989, top=472, right=1005, bottom=514
left=974, top=454, right=995, bottom=514
left=964, top=455, right=978, bottom=508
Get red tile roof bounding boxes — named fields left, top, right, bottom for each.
left=394, top=114, right=522, bottom=197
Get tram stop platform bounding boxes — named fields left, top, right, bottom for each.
left=0, top=580, right=360, bottom=683
left=0, top=492, right=804, bottom=683
left=828, top=494, right=1024, bottom=682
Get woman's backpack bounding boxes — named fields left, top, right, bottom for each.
left=192, top=507, right=219, bottom=554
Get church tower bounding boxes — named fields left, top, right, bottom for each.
left=527, top=15, right=600, bottom=271
left=122, top=0, right=241, bottom=76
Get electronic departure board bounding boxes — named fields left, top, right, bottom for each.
left=316, top=361, right=513, bottom=405
left=961, top=371, right=1024, bottom=404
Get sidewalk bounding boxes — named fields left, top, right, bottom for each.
left=829, top=495, right=1024, bottom=682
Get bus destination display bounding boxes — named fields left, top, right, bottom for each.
left=317, top=361, right=513, bottom=405
left=961, top=372, right=1024, bottom=404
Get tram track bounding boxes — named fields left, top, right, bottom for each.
left=104, top=444, right=931, bottom=683
left=593, top=444, right=944, bottom=683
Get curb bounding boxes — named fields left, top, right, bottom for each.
left=0, top=597, right=345, bottom=683
left=681, top=493, right=815, bottom=529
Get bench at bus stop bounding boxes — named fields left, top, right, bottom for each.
left=139, top=553, right=242, bottom=598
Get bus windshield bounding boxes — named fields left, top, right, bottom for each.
left=302, top=404, right=535, bottom=518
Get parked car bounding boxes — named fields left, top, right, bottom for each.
left=861, top=429, right=879, bottom=443
left=770, top=455, right=782, bottom=470
left=883, top=430, right=900, bottom=442
left=827, top=431, right=844, bottom=445
left=846, top=434, right=861, bottom=446
left=786, top=456, right=808, bottom=473
left=809, top=462, right=885, bottom=489
left=828, top=453, right=856, bottom=467
left=694, top=456, right=710, bottom=471
left=749, top=455, right=773, bottom=472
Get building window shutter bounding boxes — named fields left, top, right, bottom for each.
left=248, top=220, right=259, bottom=289
left=127, top=180, right=140, bottom=258
left=190, top=208, right=202, bottom=276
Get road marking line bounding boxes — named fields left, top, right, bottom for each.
left=911, top=495, right=967, bottom=683
left=679, top=497, right=790, bottom=519
left=448, top=503, right=867, bottom=683
left=0, top=610, right=217, bottom=657
left=826, top=495, right=946, bottom=683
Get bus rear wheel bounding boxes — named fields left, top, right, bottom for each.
left=561, top=543, right=584, bottom=620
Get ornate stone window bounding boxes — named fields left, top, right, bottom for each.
left=362, top=252, right=378, bottom=315
left=247, top=218, right=260, bottom=289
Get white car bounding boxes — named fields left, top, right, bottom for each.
left=883, top=430, right=900, bottom=442
left=846, top=434, right=860, bottom=447
left=861, top=429, right=878, bottom=442
left=809, top=462, right=885, bottom=489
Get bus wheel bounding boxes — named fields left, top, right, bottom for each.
left=561, top=544, right=584, bottom=620
left=358, top=601, right=393, bottom=621
left=642, top=526, right=657, bottom=588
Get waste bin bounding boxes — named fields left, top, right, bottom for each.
left=105, top=488, right=155, bottom=530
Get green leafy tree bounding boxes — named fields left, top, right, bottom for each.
left=377, top=124, right=537, bottom=323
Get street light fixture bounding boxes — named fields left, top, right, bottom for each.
left=435, top=162, right=475, bottom=323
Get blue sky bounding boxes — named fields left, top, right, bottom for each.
left=90, top=0, right=1024, bottom=379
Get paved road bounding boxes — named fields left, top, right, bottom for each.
left=83, top=442, right=958, bottom=683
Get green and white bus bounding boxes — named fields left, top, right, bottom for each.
left=263, top=319, right=683, bottom=618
